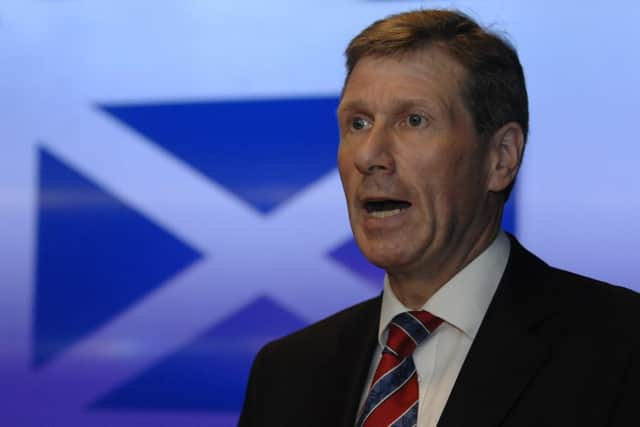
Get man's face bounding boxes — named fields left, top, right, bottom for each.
left=337, top=48, right=494, bottom=277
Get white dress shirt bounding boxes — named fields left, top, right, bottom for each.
left=358, top=231, right=511, bottom=426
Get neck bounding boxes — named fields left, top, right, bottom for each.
left=387, top=207, right=503, bottom=309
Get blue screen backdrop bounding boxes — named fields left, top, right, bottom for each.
left=1, top=1, right=638, bottom=426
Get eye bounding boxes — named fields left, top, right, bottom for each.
left=350, top=116, right=371, bottom=131
left=405, top=114, right=427, bottom=128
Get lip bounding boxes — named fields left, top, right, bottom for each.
left=359, top=195, right=411, bottom=207
left=360, top=208, right=410, bottom=232
left=357, top=196, right=412, bottom=229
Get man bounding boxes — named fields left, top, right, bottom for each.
left=238, top=9, right=638, bottom=427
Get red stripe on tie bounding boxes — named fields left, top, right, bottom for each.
left=362, top=372, right=419, bottom=427
left=411, top=311, right=443, bottom=333
left=386, top=323, right=417, bottom=357
left=371, top=325, right=414, bottom=385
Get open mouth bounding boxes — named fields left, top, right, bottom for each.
left=364, top=199, right=412, bottom=218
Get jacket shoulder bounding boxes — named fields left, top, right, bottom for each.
left=509, top=235, right=638, bottom=328
left=546, top=266, right=639, bottom=332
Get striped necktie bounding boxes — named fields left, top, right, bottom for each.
left=357, top=311, right=443, bottom=427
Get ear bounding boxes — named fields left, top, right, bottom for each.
left=487, top=122, right=525, bottom=193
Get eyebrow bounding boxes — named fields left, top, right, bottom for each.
left=336, top=100, right=367, bottom=116
left=337, top=97, right=450, bottom=117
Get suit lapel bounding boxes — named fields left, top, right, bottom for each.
left=438, top=237, right=559, bottom=427
left=328, top=296, right=382, bottom=427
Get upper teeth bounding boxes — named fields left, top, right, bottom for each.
left=371, top=208, right=403, bottom=218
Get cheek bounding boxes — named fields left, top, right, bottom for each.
left=403, top=153, right=451, bottom=197
left=337, top=148, right=352, bottom=185
left=408, top=157, right=467, bottom=217
left=436, top=144, right=480, bottom=183
left=337, top=140, right=355, bottom=168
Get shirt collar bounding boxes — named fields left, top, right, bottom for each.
left=378, top=231, right=511, bottom=345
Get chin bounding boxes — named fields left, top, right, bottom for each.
left=358, top=240, right=416, bottom=271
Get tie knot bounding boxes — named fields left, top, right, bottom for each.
left=384, top=311, right=443, bottom=358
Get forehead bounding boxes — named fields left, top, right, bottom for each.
left=339, top=48, right=468, bottom=116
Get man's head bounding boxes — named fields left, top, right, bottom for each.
left=337, top=10, right=526, bottom=287
left=343, top=10, right=529, bottom=190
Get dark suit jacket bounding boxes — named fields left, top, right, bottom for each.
left=238, top=238, right=639, bottom=426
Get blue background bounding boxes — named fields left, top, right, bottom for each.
left=1, top=1, right=638, bottom=426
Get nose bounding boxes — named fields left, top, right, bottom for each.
left=354, top=124, right=395, bottom=175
